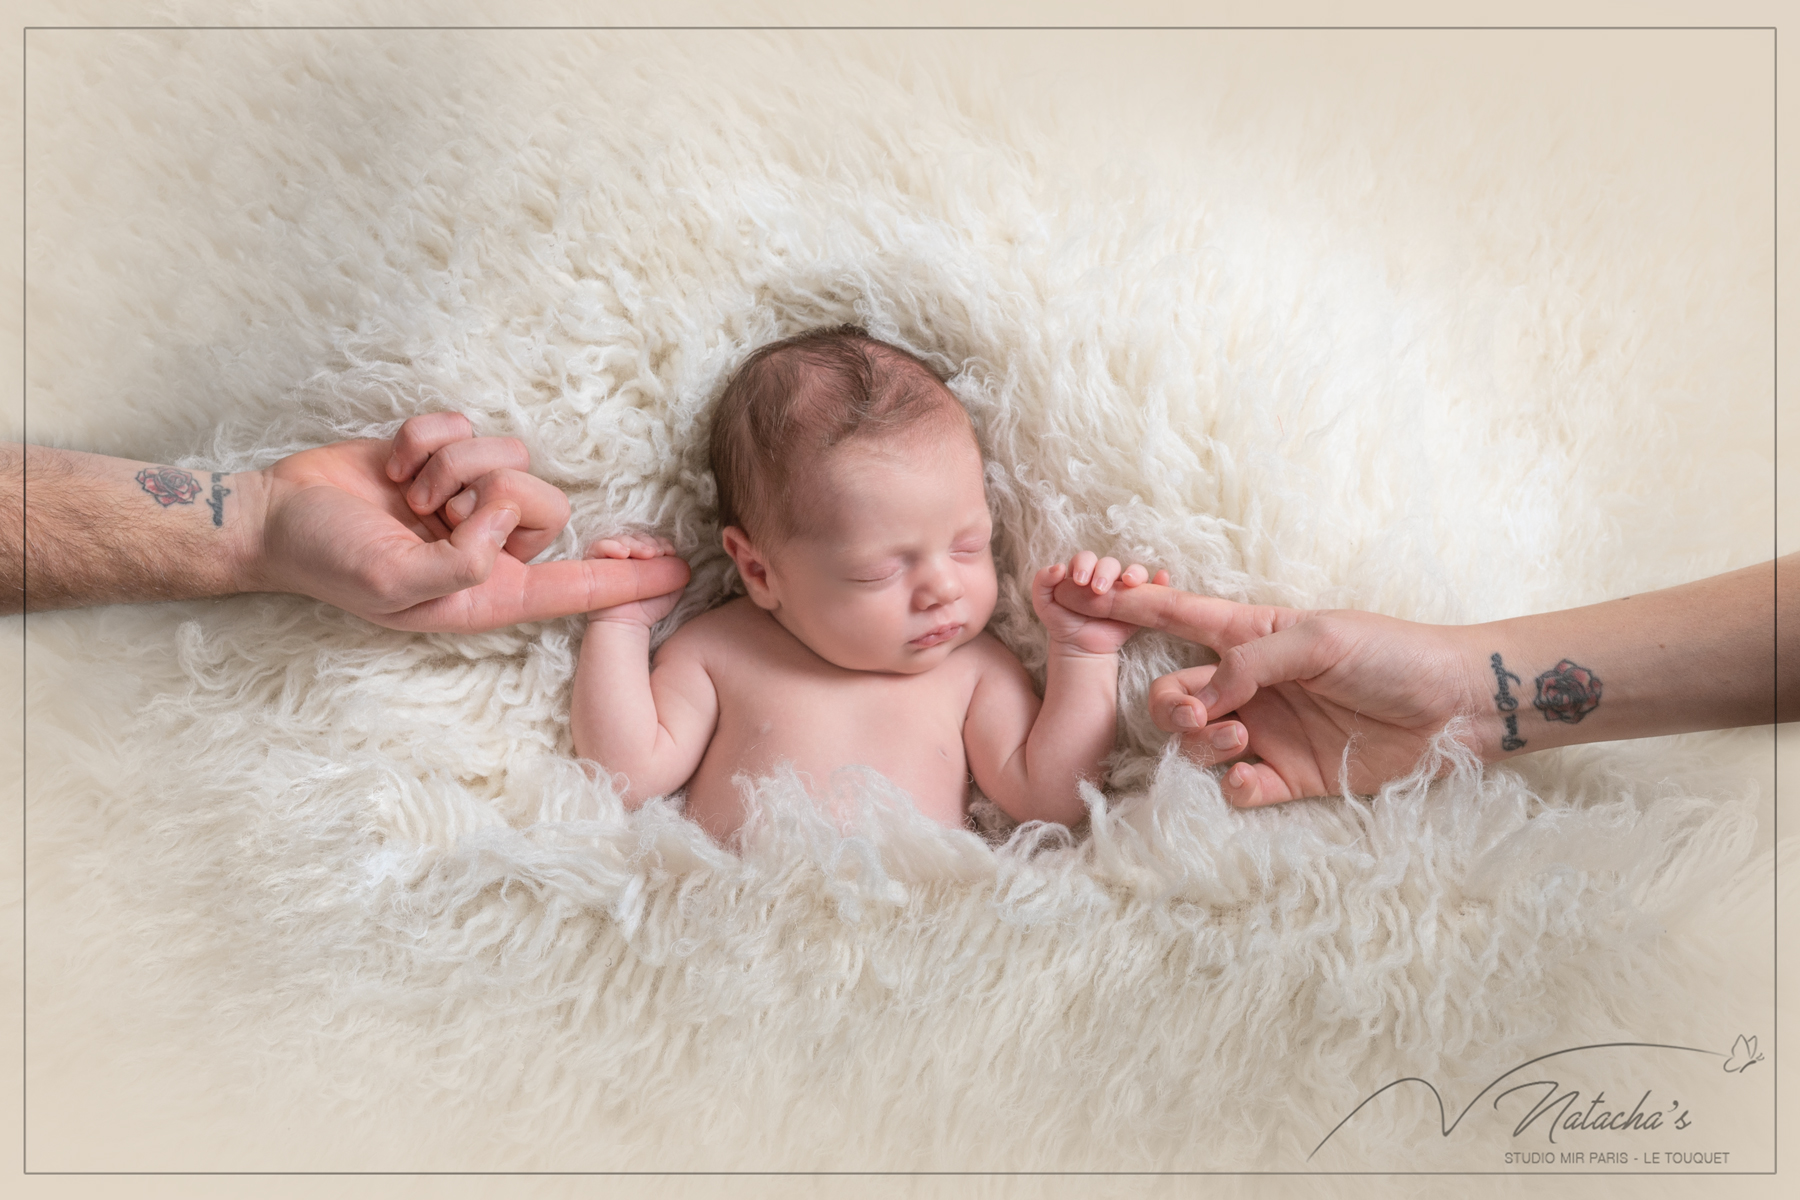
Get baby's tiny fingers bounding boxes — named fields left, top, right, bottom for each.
left=1152, top=569, right=1171, bottom=586
left=1069, top=549, right=1098, bottom=586
left=586, top=538, right=628, bottom=559
left=1118, top=563, right=1150, bottom=587
left=1089, top=556, right=1123, bottom=593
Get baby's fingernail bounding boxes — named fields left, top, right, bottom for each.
left=1173, top=707, right=1200, bottom=729
left=447, top=490, right=477, bottom=520
left=1196, top=686, right=1220, bottom=710
left=1230, top=765, right=1252, bottom=788
left=1209, top=724, right=1240, bottom=750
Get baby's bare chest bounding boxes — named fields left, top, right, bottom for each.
left=690, top=649, right=981, bottom=828
left=715, top=659, right=972, bottom=758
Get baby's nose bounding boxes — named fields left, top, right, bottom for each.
left=915, top=558, right=964, bottom=607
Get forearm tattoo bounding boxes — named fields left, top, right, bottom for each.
left=206, top=472, right=231, bottom=527
left=136, top=466, right=200, bottom=506
left=1489, top=653, right=1605, bottom=747
left=1533, top=658, right=1603, bottom=723
left=136, top=466, right=229, bottom=527
left=1488, top=653, right=1527, bottom=750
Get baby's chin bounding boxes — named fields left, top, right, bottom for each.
left=813, top=631, right=972, bottom=676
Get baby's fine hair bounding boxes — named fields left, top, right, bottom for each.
left=709, top=326, right=972, bottom=543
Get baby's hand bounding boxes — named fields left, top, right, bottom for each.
left=585, top=534, right=686, bottom=627
left=1032, top=551, right=1168, bottom=655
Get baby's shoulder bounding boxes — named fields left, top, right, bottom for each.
left=653, top=596, right=759, bottom=663
left=955, top=630, right=1033, bottom=683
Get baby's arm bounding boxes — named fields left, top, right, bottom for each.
left=964, top=552, right=1153, bottom=827
left=570, top=535, right=719, bottom=806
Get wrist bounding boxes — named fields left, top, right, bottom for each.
left=587, top=611, right=655, bottom=633
left=1046, top=635, right=1121, bottom=664
left=223, top=467, right=278, bottom=595
left=1460, top=621, right=1578, bottom=764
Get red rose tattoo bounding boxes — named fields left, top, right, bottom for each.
left=136, top=466, right=202, bottom=506
left=1533, top=658, right=1603, bottom=724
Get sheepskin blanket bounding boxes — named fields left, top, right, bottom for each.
left=16, top=12, right=1782, bottom=1190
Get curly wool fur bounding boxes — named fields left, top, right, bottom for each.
left=20, top=19, right=1776, bottom=1180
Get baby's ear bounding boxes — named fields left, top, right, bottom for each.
left=721, top=526, right=777, bottom=608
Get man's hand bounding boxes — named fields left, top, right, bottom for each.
left=247, top=413, right=689, bottom=632
left=1050, top=580, right=1477, bottom=806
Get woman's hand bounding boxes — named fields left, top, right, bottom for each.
left=1051, top=581, right=1479, bottom=805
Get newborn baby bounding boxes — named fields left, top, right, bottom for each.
left=572, top=328, right=1149, bottom=841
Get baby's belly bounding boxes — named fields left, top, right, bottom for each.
left=684, top=688, right=971, bottom=839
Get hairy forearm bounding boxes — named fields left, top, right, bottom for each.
left=1466, top=557, right=1784, bottom=760
left=0, top=443, right=266, bottom=614
left=570, top=623, right=692, bottom=803
left=999, top=649, right=1118, bottom=825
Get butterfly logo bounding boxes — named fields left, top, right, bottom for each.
left=1723, top=1034, right=1764, bottom=1074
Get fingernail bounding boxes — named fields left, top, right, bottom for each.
left=1230, top=765, right=1251, bottom=788
left=1209, top=724, right=1240, bottom=751
left=385, top=456, right=403, bottom=481
left=1196, top=686, right=1219, bottom=710
left=1173, top=707, right=1200, bottom=729
left=447, top=490, right=477, bottom=520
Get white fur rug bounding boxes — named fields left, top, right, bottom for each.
left=16, top=14, right=1783, bottom=1190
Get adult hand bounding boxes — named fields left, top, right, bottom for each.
left=1050, top=580, right=1478, bottom=806
left=248, top=413, right=689, bottom=632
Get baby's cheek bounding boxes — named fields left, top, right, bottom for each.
left=969, top=570, right=1000, bottom=627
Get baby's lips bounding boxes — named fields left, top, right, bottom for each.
left=910, top=621, right=963, bottom=648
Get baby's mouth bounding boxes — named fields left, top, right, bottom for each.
left=909, top=623, right=963, bottom=649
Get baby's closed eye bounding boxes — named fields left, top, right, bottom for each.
left=850, top=563, right=902, bottom=584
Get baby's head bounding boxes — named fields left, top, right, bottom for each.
left=710, top=327, right=997, bottom=675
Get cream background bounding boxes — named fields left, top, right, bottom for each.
left=1, top=1, right=1793, bottom=1198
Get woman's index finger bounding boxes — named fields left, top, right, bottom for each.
left=1097, top=582, right=1248, bottom=648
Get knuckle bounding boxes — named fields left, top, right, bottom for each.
left=1306, top=615, right=1349, bottom=660
left=393, top=421, right=425, bottom=456
left=455, top=556, right=487, bottom=588
left=360, top=566, right=408, bottom=610
left=475, top=466, right=515, bottom=493
left=415, top=461, right=451, bottom=501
